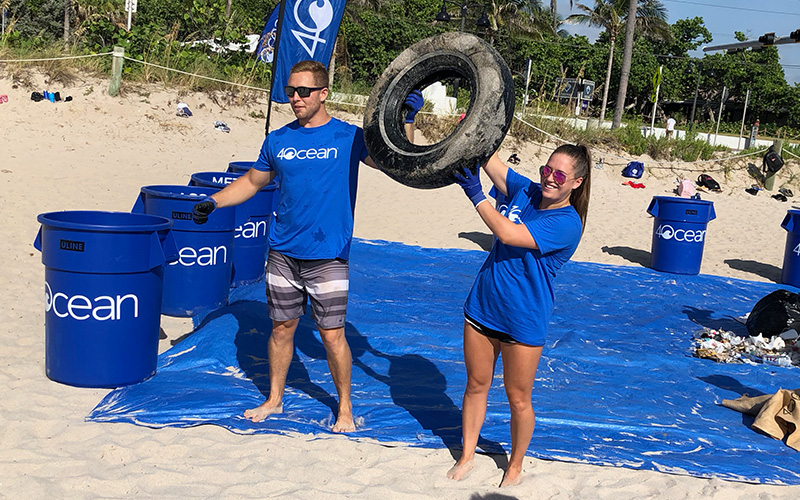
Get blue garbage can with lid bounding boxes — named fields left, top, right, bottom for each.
left=781, top=210, right=800, bottom=287
left=132, top=185, right=236, bottom=317
left=34, top=211, right=177, bottom=387
left=189, top=172, right=279, bottom=286
left=646, top=196, right=716, bottom=275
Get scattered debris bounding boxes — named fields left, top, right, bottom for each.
left=176, top=102, right=192, bottom=117
left=691, top=327, right=799, bottom=367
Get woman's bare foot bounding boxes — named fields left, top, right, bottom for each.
left=243, top=401, right=283, bottom=423
left=446, top=459, right=474, bottom=481
left=499, top=465, right=522, bottom=487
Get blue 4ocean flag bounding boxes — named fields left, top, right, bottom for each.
left=256, top=5, right=280, bottom=63
left=270, top=0, right=347, bottom=103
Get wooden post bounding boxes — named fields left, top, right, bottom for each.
left=108, top=46, right=124, bottom=97
left=764, top=138, right=783, bottom=191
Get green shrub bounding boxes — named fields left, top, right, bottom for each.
left=612, top=122, right=648, bottom=156
left=672, top=136, right=718, bottom=161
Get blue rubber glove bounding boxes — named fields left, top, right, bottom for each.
left=192, top=196, right=217, bottom=224
left=454, top=166, right=487, bottom=207
left=403, top=90, right=424, bottom=123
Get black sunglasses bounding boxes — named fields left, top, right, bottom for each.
left=284, top=85, right=326, bottom=98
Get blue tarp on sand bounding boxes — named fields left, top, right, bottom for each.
left=89, top=239, right=800, bottom=484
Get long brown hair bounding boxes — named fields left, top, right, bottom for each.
left=552, top=143, right=591, bottom=231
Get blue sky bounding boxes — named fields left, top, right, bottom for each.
left=557, top=0, right=800, bottom=85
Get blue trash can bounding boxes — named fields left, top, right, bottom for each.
left=132, top=185, right=236, bottom=317
left=646, top=196, right=716, bottom=275
left=228, top=161, right=256, bottom=173
left=189, top=172, right=279, bottom=286
left=781, top=210, right=800, bottom=287
left=34, top=211, right=177, bottom=387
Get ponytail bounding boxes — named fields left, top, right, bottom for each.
left=552, top=143, right=591, bottom=232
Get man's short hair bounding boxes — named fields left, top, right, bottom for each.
left=290, top=60, right=329, bottom=87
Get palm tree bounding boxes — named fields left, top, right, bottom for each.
left=486, top=0, right=558, bottom=39
left=550, top=0, right=574, bottom=32
left=564, top=0, right=668, bottom=124
left=63, top=0, right=70, bottom=41
left=612, top=0, right=638, bottom=129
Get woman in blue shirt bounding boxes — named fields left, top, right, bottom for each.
left=449, top=144, right=591, bottom=486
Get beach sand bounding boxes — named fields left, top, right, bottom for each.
left=1, top=71, right=798, bottom=498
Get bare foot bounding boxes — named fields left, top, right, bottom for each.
left=500, top=465, right=522, bottom=487
left=446, top=459, right=474, bottom=481
left=331, top=411, right=355, bottom=433
left=243, top=401, right=283, bottom=423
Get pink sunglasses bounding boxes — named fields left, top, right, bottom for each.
left=540, top=165, right=571, bottom=184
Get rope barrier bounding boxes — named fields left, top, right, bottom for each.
left=510, top=113, right=773, bottom=172
left=601, top=148, right=768, bottom=167
left=122, top=56, right=271, bottom=93
left=0, top=52, right=113, bottom=63
left=512, top=113, right=565, bottom=147
left=784, top=148, right=800, bottom=160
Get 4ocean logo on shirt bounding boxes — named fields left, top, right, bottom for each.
left=276, top=146, right=338, bottom=161
left=497, top=203, right=522, bottom=223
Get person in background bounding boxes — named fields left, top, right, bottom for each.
left=191, top=60, right=423, bottom=433
left=666, top=115, right=677, bottom=139
left=448, top=144, right=592, bottom=486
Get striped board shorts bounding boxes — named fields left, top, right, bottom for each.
left=266, top=249, right=349, bottom=330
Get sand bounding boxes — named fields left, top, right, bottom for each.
left=1, top=71, right=799, bottom=498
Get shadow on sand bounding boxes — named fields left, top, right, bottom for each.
left=601, top=245, right=650, bottom=267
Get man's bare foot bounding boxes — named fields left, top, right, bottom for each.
left=446, top=459, right=474, bottom=481
left=243, top=401, right=283, bottom=423
left=499, top=465, right=522, bottom=487
left=331, top=411, right=355, bottom=433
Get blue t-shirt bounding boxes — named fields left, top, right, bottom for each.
left=464, top=168, right=583, bottom=345
left=252, top=118, right=369, bottom=260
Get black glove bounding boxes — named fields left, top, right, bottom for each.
left=192, top=196, right=217, bottom=224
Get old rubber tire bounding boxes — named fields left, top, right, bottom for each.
left=363, top=32, right=515, bottom=189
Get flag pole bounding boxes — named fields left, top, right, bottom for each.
left=264, top=0, right=288, bottom=137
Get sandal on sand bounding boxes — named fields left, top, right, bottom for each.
left=745, top=187, right=759, bottom=196
left=773, top=193, right=788, bottom=202
left=779, top=187, right=794, bottom=198
left=214, top=121, right=230, bottom=133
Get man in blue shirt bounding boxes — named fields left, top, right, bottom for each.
left=193, top=60, right=421, bottom=433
